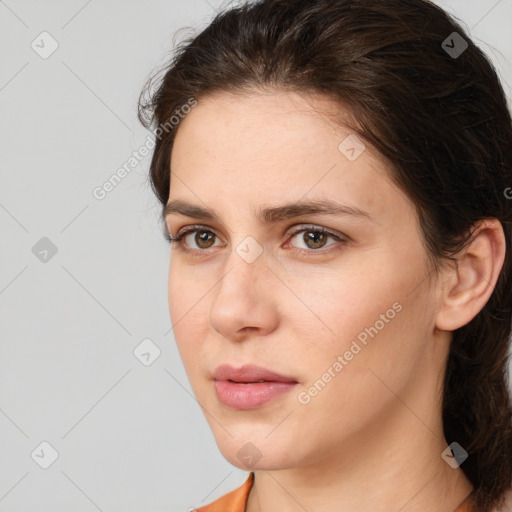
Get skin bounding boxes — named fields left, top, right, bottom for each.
left=165, top=89, right=506, bottom=512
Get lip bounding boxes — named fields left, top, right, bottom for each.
left=212, top=364, right=298, bottom=383
left=212, top=364, right=299, bottom=410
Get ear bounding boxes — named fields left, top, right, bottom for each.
left=435, top=219, right=506, bottom=332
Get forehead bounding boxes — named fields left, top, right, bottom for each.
left=169, top=89, right=402, bottom=223
left=172, top=89, right=359, bottom=165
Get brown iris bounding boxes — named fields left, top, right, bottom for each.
left=189, top=229, right=330, bottom=250
left=303, top=231, right=328, bottom=249
left=195, top=230, right=216, bottom=249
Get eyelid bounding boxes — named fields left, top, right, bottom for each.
left=171, top=223, right=346, bottom=239
left=286, top=224, right=346, bottom=241
left=284, top=225, right=348, bottom=254
left=171, top=225, right=348, bottom=251
left=173, top=224, right=223, bottom=241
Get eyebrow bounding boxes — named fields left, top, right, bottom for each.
left=164, top=198, right=374, bottom=225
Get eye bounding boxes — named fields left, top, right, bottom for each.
left=165, top=224, right=347, bottom=255
left=166, top=226, right=222, bottom=251
left=285, top=225, right=346, bottom=252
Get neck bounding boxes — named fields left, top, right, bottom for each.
left=246, top=364, right=474, bottom=512
left=247, top=430, right=473, bottom=512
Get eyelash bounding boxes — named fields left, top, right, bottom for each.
left=165, top=224, right=347, bottom=257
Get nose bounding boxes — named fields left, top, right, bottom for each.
left=208, top=244, right=280, bottom=341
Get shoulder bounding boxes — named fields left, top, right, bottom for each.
left=195, top=473, right=254, bottom=512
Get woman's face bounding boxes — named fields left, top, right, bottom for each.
left=166, top=89, right=446, bottom=471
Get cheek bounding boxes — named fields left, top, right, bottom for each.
left=167, top=261, right=205, bottom=364
left=167, top=258, right=202, bottom=325
left=283, top=262, right=397, bottom=342
left=167, top=259, right=181, bottom=320
left=288, top=255, right=429, bottom=379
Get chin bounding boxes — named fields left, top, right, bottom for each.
left=212, top=430, right=303, bottom=471
left=222, top=448, right=295, bottom=472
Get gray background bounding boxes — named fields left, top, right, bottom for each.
left=0, top=1, right=511, bottom=511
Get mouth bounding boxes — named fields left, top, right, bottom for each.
left=212, top=364, right=299, bottom=410
left=212, top=363, right=298, bottom=383
left=228, top=379, right=272, bottom=383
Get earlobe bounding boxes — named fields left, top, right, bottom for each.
left=435, top=219, right=506, bottom=332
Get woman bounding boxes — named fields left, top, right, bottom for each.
left=138, top=0, right=512, bottom=510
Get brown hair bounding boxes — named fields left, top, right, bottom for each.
left=138, top=1, right=512, bottom=510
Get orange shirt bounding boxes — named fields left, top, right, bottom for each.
left=195, top=472, right=472, bottom=512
